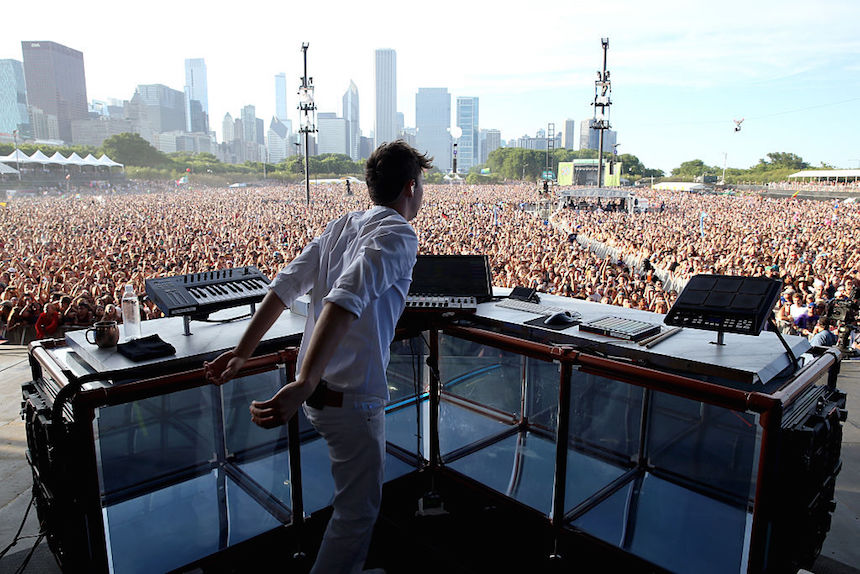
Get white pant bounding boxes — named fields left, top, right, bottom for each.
left=304, top=397, right=386, bottom=574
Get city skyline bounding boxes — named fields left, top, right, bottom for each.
left=2, top=0, right=859, bottom=173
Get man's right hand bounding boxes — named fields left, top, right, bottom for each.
left=204, top=350, right=247, bottom=386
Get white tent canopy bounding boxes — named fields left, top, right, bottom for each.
left=82, top=154, right=101, bottom=167
left=0, top=149, right=33, bottom=164
left=0, top=163, right=19, bottom=175
left=49, top=152, right=70, bottom=165
left=97, top=154, right=123, bottom=167
left=28, top=150, right=52, bottom=164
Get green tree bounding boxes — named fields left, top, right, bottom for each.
left=671, top=159, right=710, bottom=178
left=615, top=153, right=645, bottom=177
left=755, top=152, right=808, bottom=170
left=486, top=148, right=546, bottom=180
left=465, top=172, right=503, bottom=185
left=317, top=153, right=362, bottom=176
left=425, top=172, right=445, bottom=184
left=102, top=133, right=171, bottom=168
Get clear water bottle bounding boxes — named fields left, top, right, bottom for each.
left=121, top=284, right=141, bottom=340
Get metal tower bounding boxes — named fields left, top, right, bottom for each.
left=546, top=122, right=556, bottom=185
left=298, top=43, right=317, bottom=204
left=591, top=38, right=612, bottom=187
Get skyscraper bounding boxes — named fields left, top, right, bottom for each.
left=415, top=88, right=451, bottom=173
left=21, top=41, right=88, bottom=143
left=563, top=119, right=576, bottom=150
left=256, top=118, right=265, bottom=146
left=342, top=80, right=360, bottom=161
left=241, top=105, right=257, bottom=145
left=275, top=73, right=288, bottom=123
left=579, top=119, right=616, bottom=151
left=0, top=59, right=29, bottom=137
left=184, top=89, right=208, bottom=134
left=222, top=113, right=235, bottom=143
left=483, top=129, right=501, bottom=163
left=267, top=117, right=290, bottom=163
left=317, top=112, right=348, bottom=156
left=28, top=106, right=59, bottom=141
left=374, top=49, right=397, bottom=147
left=184, top=58, right=208, bottom=133
left=456, top=97, right=479, bottom=173
left=184, top=58, right=208, bottom=114
left=132, top=84, right=186, bottom=133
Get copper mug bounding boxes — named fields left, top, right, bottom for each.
left=86, top=321, right=120, bottom=348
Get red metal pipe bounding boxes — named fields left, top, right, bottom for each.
left=445, top=324, right=780, bottom=413
left=77, top=348, right=299, bottom=408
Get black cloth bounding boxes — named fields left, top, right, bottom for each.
left=116, top=334, right=176, bottom=362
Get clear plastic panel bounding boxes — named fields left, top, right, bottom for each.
left=524, top=357, right=560, bottom=432
left=448, top=432, right=554, bottom=515
left=385, top=399, right=425, bottom=457
left=439, top=333, right=523, bottom=417
left=387, top=336, right=426, bottom=403
left=646, top=391, right=760, bottom=501
left=568, top=370, right=643, bottom=463
left=438, top=400, right=514, bottom=455
left=572, top=472, right=751, bottom=574
left=103, top=470, right=280, bottom=574
left=222, top=369, right=288, bottom=458
left=94, top=384, right=219, bottom=498
left=236, top=451, right=293, bottom=510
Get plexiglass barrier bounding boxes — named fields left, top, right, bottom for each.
left=95, top=367, right=292, bottom=573
left=434, top=331, right=760, bottom=574
left=93, top=344, right=426, bottom=573
left=90, top=330, right=762, bottom=574
left=94, top=384, right=221, bottom=501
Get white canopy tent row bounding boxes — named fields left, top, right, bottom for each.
left=0, top=149, right=123, bottom=168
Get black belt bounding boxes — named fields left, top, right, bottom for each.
left=305, top=379, right=343, bottom=409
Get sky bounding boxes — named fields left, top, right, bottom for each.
left=3, top=0, right=859, bottom=174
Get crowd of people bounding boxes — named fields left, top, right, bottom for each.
left=0, top=181, right=858, bottom=347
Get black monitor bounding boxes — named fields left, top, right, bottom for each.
left=409, top=255, right=493, bottom=302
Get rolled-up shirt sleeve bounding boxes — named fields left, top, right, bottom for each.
left=324, top=225, right=417, bottom=318
left=268, top=236, right=320, bottom=307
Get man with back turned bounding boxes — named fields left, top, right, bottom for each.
left=205, top=140, right=432, bottom=573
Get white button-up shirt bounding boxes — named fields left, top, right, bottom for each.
left=268, top=206, right=417, bottom=400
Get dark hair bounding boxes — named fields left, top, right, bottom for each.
left=364, top=140, right=432, bottom=205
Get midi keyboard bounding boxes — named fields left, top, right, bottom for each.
left=495, top=298, right=577, bottom=317
left=145, top=266, right=270, bottom=319
left=405, top=295, right=478, bottom=312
